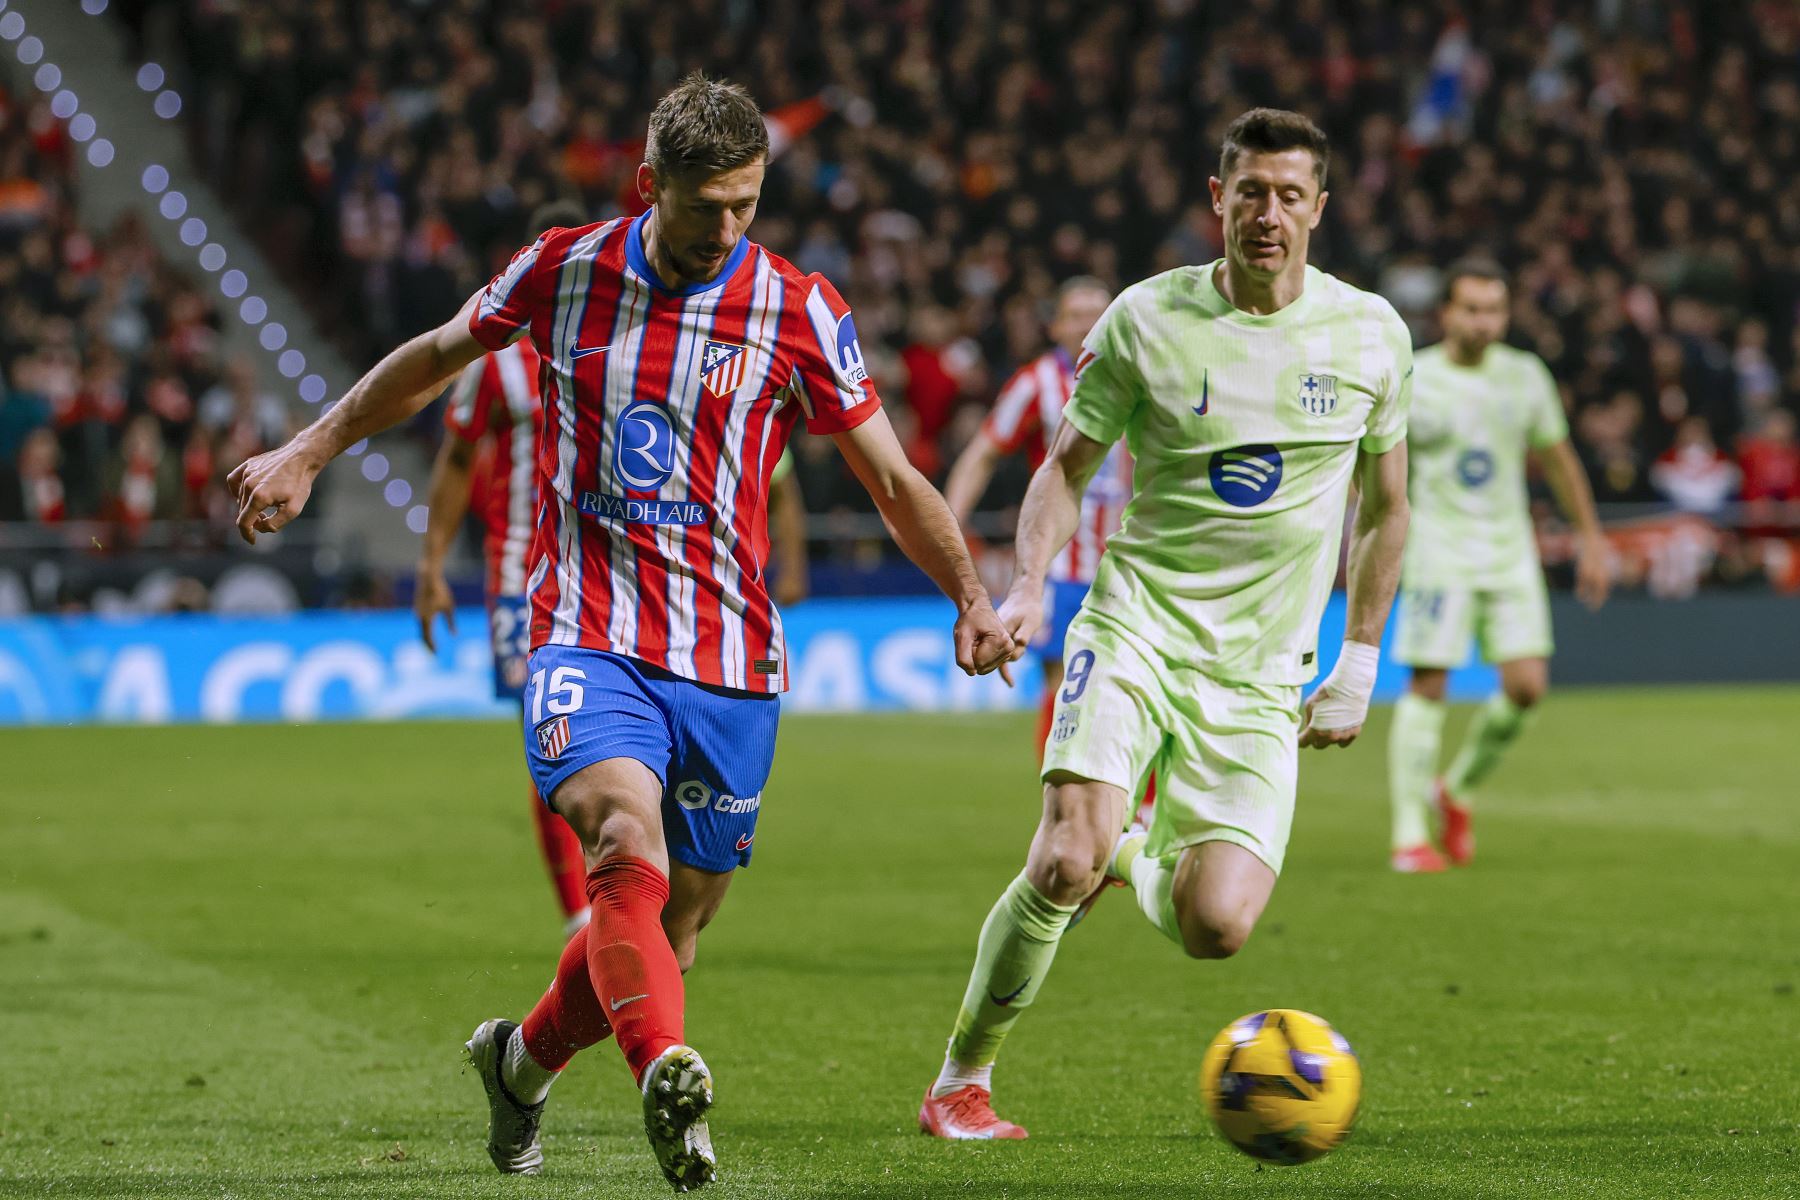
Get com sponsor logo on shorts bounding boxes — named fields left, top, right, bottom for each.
left=673, top=779, right=763, bottom=814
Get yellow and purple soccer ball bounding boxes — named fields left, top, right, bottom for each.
left=1198, top=1008, right=1361, bottom=1165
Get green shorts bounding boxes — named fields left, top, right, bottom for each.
left=1040, top=613, right=1301, bottom=875
left=1391, top=575, right=1554, bottom=669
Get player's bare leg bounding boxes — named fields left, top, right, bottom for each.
left=1439, top=657, right=1546, bottom=865
left=1162, top=841, right=1278, bottom=959
left=664, top=863, right=733, bottom=974
left=1389, top=667, right=1451, bottom=872
left=923, top=774, right=1126, bottom=1140
left=1033, top=658, right=1065, bottom=755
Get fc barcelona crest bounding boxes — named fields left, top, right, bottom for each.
left=700, top=340, right=747, bottom=399
left=1298, top=372, right=1338, bottom=416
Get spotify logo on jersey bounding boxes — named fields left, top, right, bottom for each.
left=1457, top=448, right=1495, bottom=488
left=615, top=401, right=677, bottom=491
left=1209, top=444, right=1284, bottom=507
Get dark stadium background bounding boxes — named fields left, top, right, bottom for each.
left=5, top=0, right=1799, bottom=611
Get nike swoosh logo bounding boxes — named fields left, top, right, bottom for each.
left=988, top=978, right=1030, bottom=1007
left=570, top=345, right=609, bottom=359
left=609, top=993, right=649, bottom=1013
left=1192, top=367, right=1208, bottom=416
left=735, top=834, right=754, bottom=851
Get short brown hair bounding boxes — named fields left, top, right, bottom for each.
left=1443, top=257, right=1509, bottom=301
left=1219, top=108, right=1331, bottom=187
left=645, top=73, right=769, bottom=180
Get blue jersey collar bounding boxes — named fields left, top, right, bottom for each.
left=626, top=210, right=750, bottom=296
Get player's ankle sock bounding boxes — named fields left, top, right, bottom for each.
left=1447, top=693, right=1531, bottom=799
left=583, top=856, right=685, bottom=1082
left=530, top=793, right=590, bottom=920
left=1127, top=851, right=1183, bottom=945
left=1388, top=693, right=1446, bottom=847
left=520, top=922, right=614, bottom=1078
left=944, top=873, right=1078, bottom=1071
left=930, top=1053, right=994, bottom=1099
left=502, top=1022, right=563, bottom=1105
left=1034, top=690, right=1056, bottom=756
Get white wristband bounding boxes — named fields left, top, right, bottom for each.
left=1306, top=641, right=1381, bottom=732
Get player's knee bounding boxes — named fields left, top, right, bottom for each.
left=558, top=793, right=662, bottom=863
left=1175, top=908, right=1254, bottom=960
left=1503, top=680, right=1545, bottom=710
left=1031, top=827, right=1109, bottom=905
left=1409, top=670, right=1448, bottom=702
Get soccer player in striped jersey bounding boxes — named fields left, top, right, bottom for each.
left=1386, top=259, right=1611, bottom=872
left=920, top=109, right=1412, bottom=1140
left=944, top=278, right=1128, bottom=745
left=230, top=75, right=1011, bottom=1190
left=414, top=202, right=592, bottom=936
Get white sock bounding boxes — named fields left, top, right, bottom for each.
left=931, top=1052, right=994, bottom=1099
left=501, top=1026, right=559, bottom=1106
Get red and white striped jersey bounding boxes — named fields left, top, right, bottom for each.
left=468, top=213, right=880, bottom=694
left=982, top=348, right=1131, bottom=584
left=444, top=340, right=544, bottom=600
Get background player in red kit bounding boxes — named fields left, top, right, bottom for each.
left=414, top=203, right=592, bottom=936
left=943, top=278, right=1153, bottom=835
left=228, top=75, right=1010, bottom=1190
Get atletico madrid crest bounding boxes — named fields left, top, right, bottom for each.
left=535, top=714, right=570, bottom=759
left=700, top=340, right=747, bottom=398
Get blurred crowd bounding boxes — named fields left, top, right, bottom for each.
left=12, top=2, right=1800, bottom=582
left=0, top=84, right=291, bottom=534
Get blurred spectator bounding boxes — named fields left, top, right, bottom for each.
left=1652, top=417, right=1740, bottom=515
left=4, top=427, right=65, bottom=522
left=0, top=83, right=289, bottom=539
left=131, top=0, right=1800, bottom=514
left=1739, top=409, right=1800, bottom=506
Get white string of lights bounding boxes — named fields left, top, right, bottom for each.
left=13, top=0, right=433, bottom=535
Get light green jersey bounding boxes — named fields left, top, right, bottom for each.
left=1403, top=342, right=1568, bottom=588
left=1064, top=260, right=1412, bottom=685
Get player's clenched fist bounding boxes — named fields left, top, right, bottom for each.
left=995, top=584, right=1044, bottom=659
left=1298, top=641, right=1381, bottom=750
left=953, top=596, right=1015, bottom=681
left=228, top=438, right=325, bottom=544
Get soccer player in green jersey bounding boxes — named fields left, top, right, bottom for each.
left=919, top=109, right=1414, bottom=1139
left=1386, top=259, right=1611, bottom=872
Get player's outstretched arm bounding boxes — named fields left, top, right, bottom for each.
left=1301, top=442, right=1410, bottom=749
left=227, top=294, right=489, bottom=543
left=1002, top=421, right=1110, bottom=649
left=941, top=429, right=1006, bottom=536
left=1536, top=437, right=1612, bottom=610
left=830, top=410, right=1013, bottom=677
left=414, top=429, right=478, bottom=652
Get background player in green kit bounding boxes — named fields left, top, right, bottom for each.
left=1386, top=260, right=1612, bottom=873
left=918, top=109, right=1414, bottom=1140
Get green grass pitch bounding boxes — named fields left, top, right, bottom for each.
left=2, top=686, right=1797, bottom=1198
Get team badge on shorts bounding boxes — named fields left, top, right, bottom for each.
left=1298, top=372, right=1338, bottom=416
left=535, top=714, right=571, bottom=759
left=700, top=340, right=747, bottom=398
left=1053, top=705, right=1081, bottom=743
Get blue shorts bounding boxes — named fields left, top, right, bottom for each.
left=522, top=646, right=780, bottom=873
left=489, top=594, right=531, bottom=701
left=1031, top=579, right=1092, bottom=663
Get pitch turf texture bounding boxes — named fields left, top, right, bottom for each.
left=3, top=687, right=1797, bottom=1199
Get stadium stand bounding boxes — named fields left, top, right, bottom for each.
left=0, top=80, right=291, bottom=535
left=10, top=0, right=1800, bottom=594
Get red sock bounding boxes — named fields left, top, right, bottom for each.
left=530, top=790, right=589, bottom=920
left=1035, top=688, right=1057, bottom=756
left=520, top=923, right=613, bottom=1071
left=585, top=856, right=684, bottom=1080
